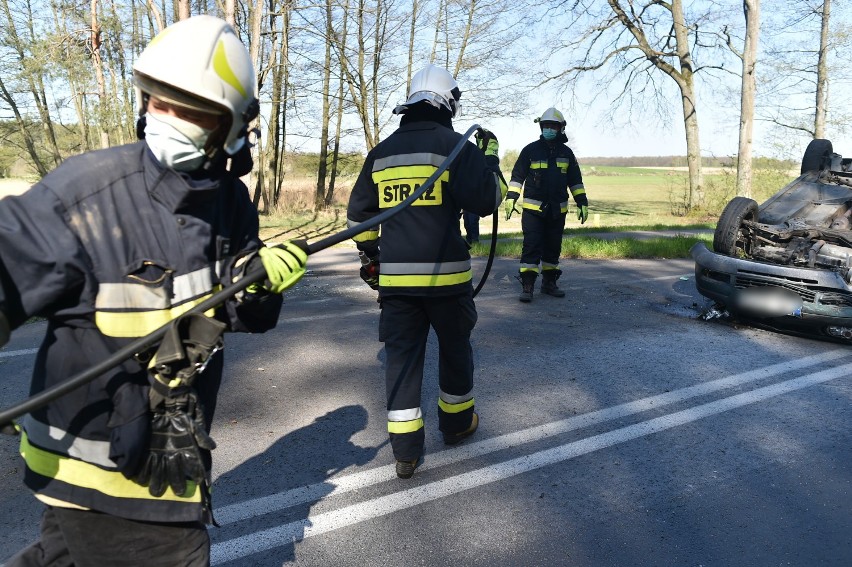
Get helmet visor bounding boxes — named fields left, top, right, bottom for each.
left=134, top=71, right=226, bottom=117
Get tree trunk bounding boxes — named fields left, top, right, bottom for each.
left=246, top=0, right=265, bottom=207
left=91, top=0, right=111, bottom=148
left=736, top=0, right=760, bottom=199
left=407, top=0, right=419, bottom=88
left=177, top=0, right=189, bottom=20
left=326, top=71, right=346, bottom=208
left=0, top=76, right=50, bottom=177
left=315, top=0, right=333, bottom=210
left=453, top=0, right=477, bottom=75
left=224, top=0, right=235, bottom=27
left=1, top=0, right=63, bottom=167
left=671, top=0, right=702, bottom=209
left=814, top=0, right=830, bottom=139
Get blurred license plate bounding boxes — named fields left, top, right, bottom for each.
left=732, top=287, right=803, bottom=318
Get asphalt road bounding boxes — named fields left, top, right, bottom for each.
left=1, top=247, right=850, bottom=566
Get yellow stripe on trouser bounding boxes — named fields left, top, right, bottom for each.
left=388, top=418, right=424, bottom=434
left=20, top=432, right=200, bottom=502
left=438, top=397, right=475, bottom=414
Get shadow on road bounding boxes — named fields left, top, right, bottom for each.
left=212, top=404, right=381, bottom=565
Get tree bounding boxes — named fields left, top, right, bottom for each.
left=545, top=0, right=734, bottom=211
left=1, top=0, right=63, bottom=170
left=758, top=0, right=850, bottom=145
left=725, top=0, right=761, bottom=198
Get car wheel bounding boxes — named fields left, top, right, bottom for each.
left=801, top=138, right=833, bottom=174
left=713, top=196, right=759, bottom=256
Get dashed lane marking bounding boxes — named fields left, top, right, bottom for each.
left=212, top=362, right=852, bottom=563
left=213, top=349, right=849, bottom=525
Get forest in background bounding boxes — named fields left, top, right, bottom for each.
left=0, top=0, right=848, bottom=215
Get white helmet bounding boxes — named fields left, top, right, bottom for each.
left=534, top=107, right=566, bottom=132
left=133, top=15, right=259, bottom=155
left=393, top=64, right=462, bottom=117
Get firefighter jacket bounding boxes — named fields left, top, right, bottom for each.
left=347, top=119, right=505, bottom=297
left=509, top=133, right=586, bottom=217
left=0, top=142, right=282, bottom=523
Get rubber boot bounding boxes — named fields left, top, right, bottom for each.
left=519, top=272, right=537, bottom=303
left=541, top=269, right=565, bottom=298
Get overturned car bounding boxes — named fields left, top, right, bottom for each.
left=691, top=139, right=852, bottom=343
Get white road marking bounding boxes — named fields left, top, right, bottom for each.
left=210, top=358, right=851, bottom=563
left=212, top=348, right=848, bottom=525
left=0, top=348, right=38, bottom=358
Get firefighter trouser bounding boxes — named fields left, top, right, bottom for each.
left=520, top=209, right=566, bottom=271
left=379, top=293, right=478, bottom=461
left=7, top=506, right=209, bottom=567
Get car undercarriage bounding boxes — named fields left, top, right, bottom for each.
left=692, top=139, right=852, bottom=343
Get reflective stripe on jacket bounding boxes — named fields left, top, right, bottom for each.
left=0, top=142, right=282, bottom=523
left=347, top=121, right=503, bottom=296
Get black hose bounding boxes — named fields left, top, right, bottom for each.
left=472, top=211, right=498, bottom=298
left=0, top=124, right=482, bottom=431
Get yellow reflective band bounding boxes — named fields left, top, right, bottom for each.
left=379, top=270, right=472, bottom=288
left=20, top=432, right=200, bottom=503
left=95, top=295, right=218, bottom=338
left=377, top=177, right=447, bottom=208
left=530, top=161, right=547, bottom=169
left=373, top=164, right=446, bottom=183
left=352, top=229, right=379, bottom=243
left=571, top=187, right=586, bottom=196
left=213, top=40, right=247, bottom=98
left=438, top=397, right=475, bottom=414
left=388, top=418, right=424, bottom=434
left=373, top=164, right=448, bottom=208
left=521, top=202, right=541, bottom=211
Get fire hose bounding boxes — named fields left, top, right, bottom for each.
left=0, top=123, right=499, bottom=433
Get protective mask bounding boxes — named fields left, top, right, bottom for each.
left=144, top=112, right=213, bottom=172
left=542, top=128, right=558, bottom=141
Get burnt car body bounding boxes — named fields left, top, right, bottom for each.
left=691, top=139, right=852, bottom=343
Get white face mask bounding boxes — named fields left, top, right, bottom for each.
left=144, top=112, right=213, bottom=172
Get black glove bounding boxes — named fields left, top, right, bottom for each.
left=359, top=251, right=380, bottom=290
left=132, top=390, right=215, bottom=497
left=132, top=313, right=224, bottom=497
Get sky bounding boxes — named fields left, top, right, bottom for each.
left=456, top=91, right=729, bottom=159
left=450, top=0, right=852, bottom=161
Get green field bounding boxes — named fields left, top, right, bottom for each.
left=4, top=164, right=793, bottom=260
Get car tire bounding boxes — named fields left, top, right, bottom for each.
left=713, top=196, right=759, bottom=256
left=801, top=139, right=833, bottom=174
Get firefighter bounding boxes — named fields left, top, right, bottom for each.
left=506, top=107, right=588, bottom=302
left=462, top=210, right=480, bottom=244
left=1, top=15, right=306, bottom=566
left=347, top=64, right=506, bottom=479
